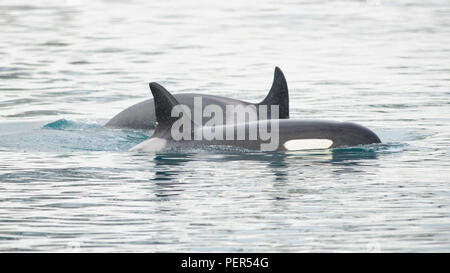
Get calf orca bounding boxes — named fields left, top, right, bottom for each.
left=130, top=83, right=381, bottom=152
left=105, top=67, right=289, bottom=129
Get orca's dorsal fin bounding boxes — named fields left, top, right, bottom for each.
left=149, top=82, right=198, bottom=138
left=259, top=67, right=289, bottom=119
left=149, top=82, right=181, bottom=127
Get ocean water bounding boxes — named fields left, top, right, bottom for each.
left=0, top=0, right=449, bottom=252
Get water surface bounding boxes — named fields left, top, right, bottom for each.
left=0, top=0, right=449, bottom=252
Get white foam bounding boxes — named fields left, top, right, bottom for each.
left=283, top=139, right=333, bottom=150
left=130, top=138, right=167, bottom=152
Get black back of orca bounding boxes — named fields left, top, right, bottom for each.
left=105, top=67, right=289, bottom=129
left=131, top=82, right=381, bottom=152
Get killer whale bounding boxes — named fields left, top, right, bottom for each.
left=130, top=83, right=381, bottom=152
left=105, top=67, right=289, bottom=130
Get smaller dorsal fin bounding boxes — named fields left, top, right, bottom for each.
left=259, top=67, right=289, bottom=119
left=149, top=82, right=198, bottom=138
left=149, top=82, right=181, bottom=127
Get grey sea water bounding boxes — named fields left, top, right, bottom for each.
left=0, top=0, right=449, bottom=252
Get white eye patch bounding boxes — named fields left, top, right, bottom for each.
left=283, top=139, right=333, bottom=150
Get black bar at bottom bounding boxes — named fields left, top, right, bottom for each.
left=0, top=253, right=442, bottom=272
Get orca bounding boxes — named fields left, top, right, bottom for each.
left=130, top=82, right=381, bottom=152
left=105, top=67, right=289, bottom=129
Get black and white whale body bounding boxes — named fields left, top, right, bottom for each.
left=105, top=67, right=289, bottom=130
left=130, top=83, right=381, bottom=152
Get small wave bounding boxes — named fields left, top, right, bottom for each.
left=0, top=119, right=148, bottom=152
left=0, top=72, right=30, bottom=79
left=4, top=110, right=74, bottom=118
left=41, top=41, right=69, bottom=47
left=43, top=119, right=100, bottom=130
left=0, top=98, right=35, bottom=108
left=376, top=128, right=433, bottom=142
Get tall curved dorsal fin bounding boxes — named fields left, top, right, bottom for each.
left=149, top=82, right=199, bottom=139
left=149, top=82, right=181, bottom=127
left=259, top=66, right=289, bottom=119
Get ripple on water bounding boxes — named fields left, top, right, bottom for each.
left=4, top=110, right=76, bottom=118
left=0, top=119, right=149, bottom=152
